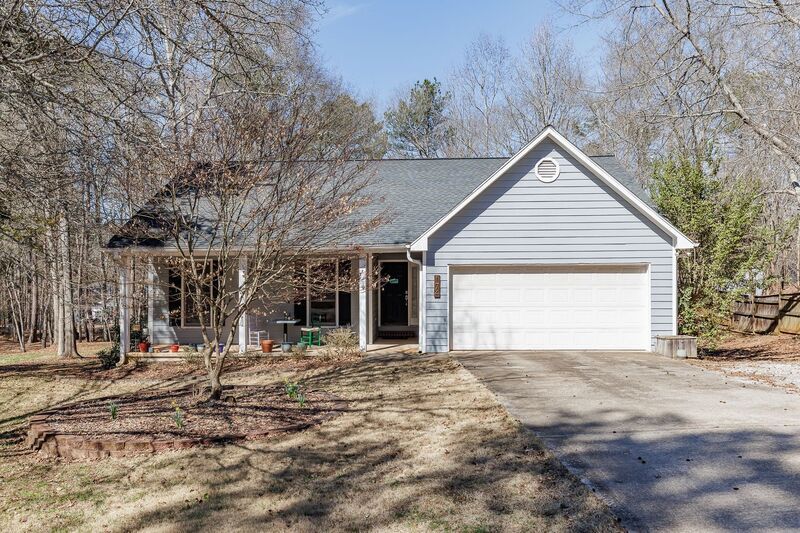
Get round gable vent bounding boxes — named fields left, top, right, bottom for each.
left=535, top=157, right=560, bottom=183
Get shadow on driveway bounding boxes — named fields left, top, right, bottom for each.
left=456, top=350, right=800, bottom=532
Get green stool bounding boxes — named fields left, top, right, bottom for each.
left=300, top=327, right=322, bottom=346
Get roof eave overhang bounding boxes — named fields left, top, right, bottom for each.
left=101, top=243, right=411, bottom=257
left=410, top=126, right=698, bottom=252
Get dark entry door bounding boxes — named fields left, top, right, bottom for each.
left=380, top=262, right=408, bottom=325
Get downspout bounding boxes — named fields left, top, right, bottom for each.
left=406, top=246, right=425, bottom=353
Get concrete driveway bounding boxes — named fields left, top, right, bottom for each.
left=455, top=351, right=800, bottom=532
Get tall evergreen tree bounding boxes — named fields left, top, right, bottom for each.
left=384, top=79, right=454, bottom=158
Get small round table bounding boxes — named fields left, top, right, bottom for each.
left=274, top=319, right=300, bottom=344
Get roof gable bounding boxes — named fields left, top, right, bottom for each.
left=409, top=127, right=696, bottom=251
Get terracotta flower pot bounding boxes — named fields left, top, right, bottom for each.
left=170, top=344, right=180, bottom=352
left=260, top=339, right=274, bottom=353
left=138, top=342, right=150, bottom=353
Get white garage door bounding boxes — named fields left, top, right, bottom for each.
left=451, top=265, right=650, bottom=351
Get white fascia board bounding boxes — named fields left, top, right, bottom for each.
left=102, top=244, right=410, bottom=257
left=410, top=126, right=698, bottom=251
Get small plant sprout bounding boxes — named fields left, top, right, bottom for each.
left=297, top=393, right=307, bottom=408
left=283, top=378, right=300, bottom=400
left=108, top=402, right=118, bottom=420
left=171, top=400, right=185, bottom=429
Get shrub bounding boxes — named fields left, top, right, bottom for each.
left=182, top=346, right=203, bottom=367
left=108, top=402, right=119, bottom=420
left=97, top=348, right=120, bottom=369
left=650, top=149, right=787, bottom=344
left=323, top=327, right=361, bottom=358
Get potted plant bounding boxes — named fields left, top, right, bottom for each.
left=138, top=336, right=150, bottom=353
left=295, top=341, right=308, bottom=355
left=280, top=341, right=292, bottom=353
left=170, top=343, right=180, bottom=352
left=260, top=339, right=274, bottom=353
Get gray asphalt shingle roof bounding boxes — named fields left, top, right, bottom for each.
left=347, top=155, right=651, bottom=246
left=107, top=155, right=650, bottom=249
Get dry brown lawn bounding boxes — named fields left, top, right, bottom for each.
left=0, top=342, right=620, bottom=532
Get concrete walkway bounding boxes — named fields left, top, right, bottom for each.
left=455, top=351, right=800, bottom=532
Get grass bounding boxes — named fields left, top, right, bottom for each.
left=0, top=342, right=621, bottom=532
left=0, top=341, right=111, bottom=365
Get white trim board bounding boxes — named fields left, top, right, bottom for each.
left=410, top=126, right=697, bottom=252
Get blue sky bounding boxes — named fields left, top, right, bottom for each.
left=313, top=0, right=604, bottom=112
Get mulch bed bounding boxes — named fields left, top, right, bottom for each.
left=28, top=385, right=346, bottom=459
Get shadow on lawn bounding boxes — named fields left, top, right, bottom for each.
left=0, top=358, right=200, bottom=454
left=8, top=350, right=800, bottom=531
left=104, top=353, right=620, bottom=532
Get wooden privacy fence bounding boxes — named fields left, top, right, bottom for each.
left=731, top=293, right=800, bottom=334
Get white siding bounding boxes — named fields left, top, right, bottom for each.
left=424, top=141, right=674, bottom=352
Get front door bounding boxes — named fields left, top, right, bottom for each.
left=380, top=262, right=408, bottom=326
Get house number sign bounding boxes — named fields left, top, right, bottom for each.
left=433, top=275, right=441, bottom=299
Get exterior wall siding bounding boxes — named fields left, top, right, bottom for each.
left=423, top=141, right=675, bottom=352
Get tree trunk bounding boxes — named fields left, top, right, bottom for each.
left=47, top=224, right=65, bottom=356
left=27, top=274, right=38, bottom=345
left=58, top=215, right=79, bottom=357
left=6, top=284, right=26, bottom=352
left=208, top=368, right=223, bottom=400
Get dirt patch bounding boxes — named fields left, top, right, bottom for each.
left=701, top=332, right=800, bottom=361
left=692, top=333, right=800, bottom=394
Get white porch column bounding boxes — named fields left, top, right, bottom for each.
left=118, top=256, right=131, bottom=365
left=358, top=255, right=368, bottom=351
left=238, top=256, right=248, bottom=353
left=146, top=258, right=155, bottom=343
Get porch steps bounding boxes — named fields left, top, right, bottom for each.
left=376, top=329, right=415, bottom=339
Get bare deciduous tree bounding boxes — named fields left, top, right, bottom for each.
left=570, top=0, right=800, bottom=282
left=446, top=24, right=590, bottom=157
left=115, top=47, right=385, bottom=399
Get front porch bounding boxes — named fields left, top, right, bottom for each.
left=116, top=250, right=425, bottom=359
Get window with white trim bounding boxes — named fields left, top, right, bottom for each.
left=167, top=261, right=220, bottom=328
left=293, top=260, right=352, bottom=327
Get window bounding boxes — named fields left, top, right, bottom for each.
left=167, top=261, right=219, bottom=328
left=168, top=269, right=182, bottom=327
left=293, top=259, right=353, bottom=327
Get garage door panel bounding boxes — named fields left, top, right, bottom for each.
left=451, top=266, right=649, bottom=350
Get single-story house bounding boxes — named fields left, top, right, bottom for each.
left=106, top=126, right=695, bottom=356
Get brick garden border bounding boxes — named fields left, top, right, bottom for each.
left=27, top=392, right=347, bottom=460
